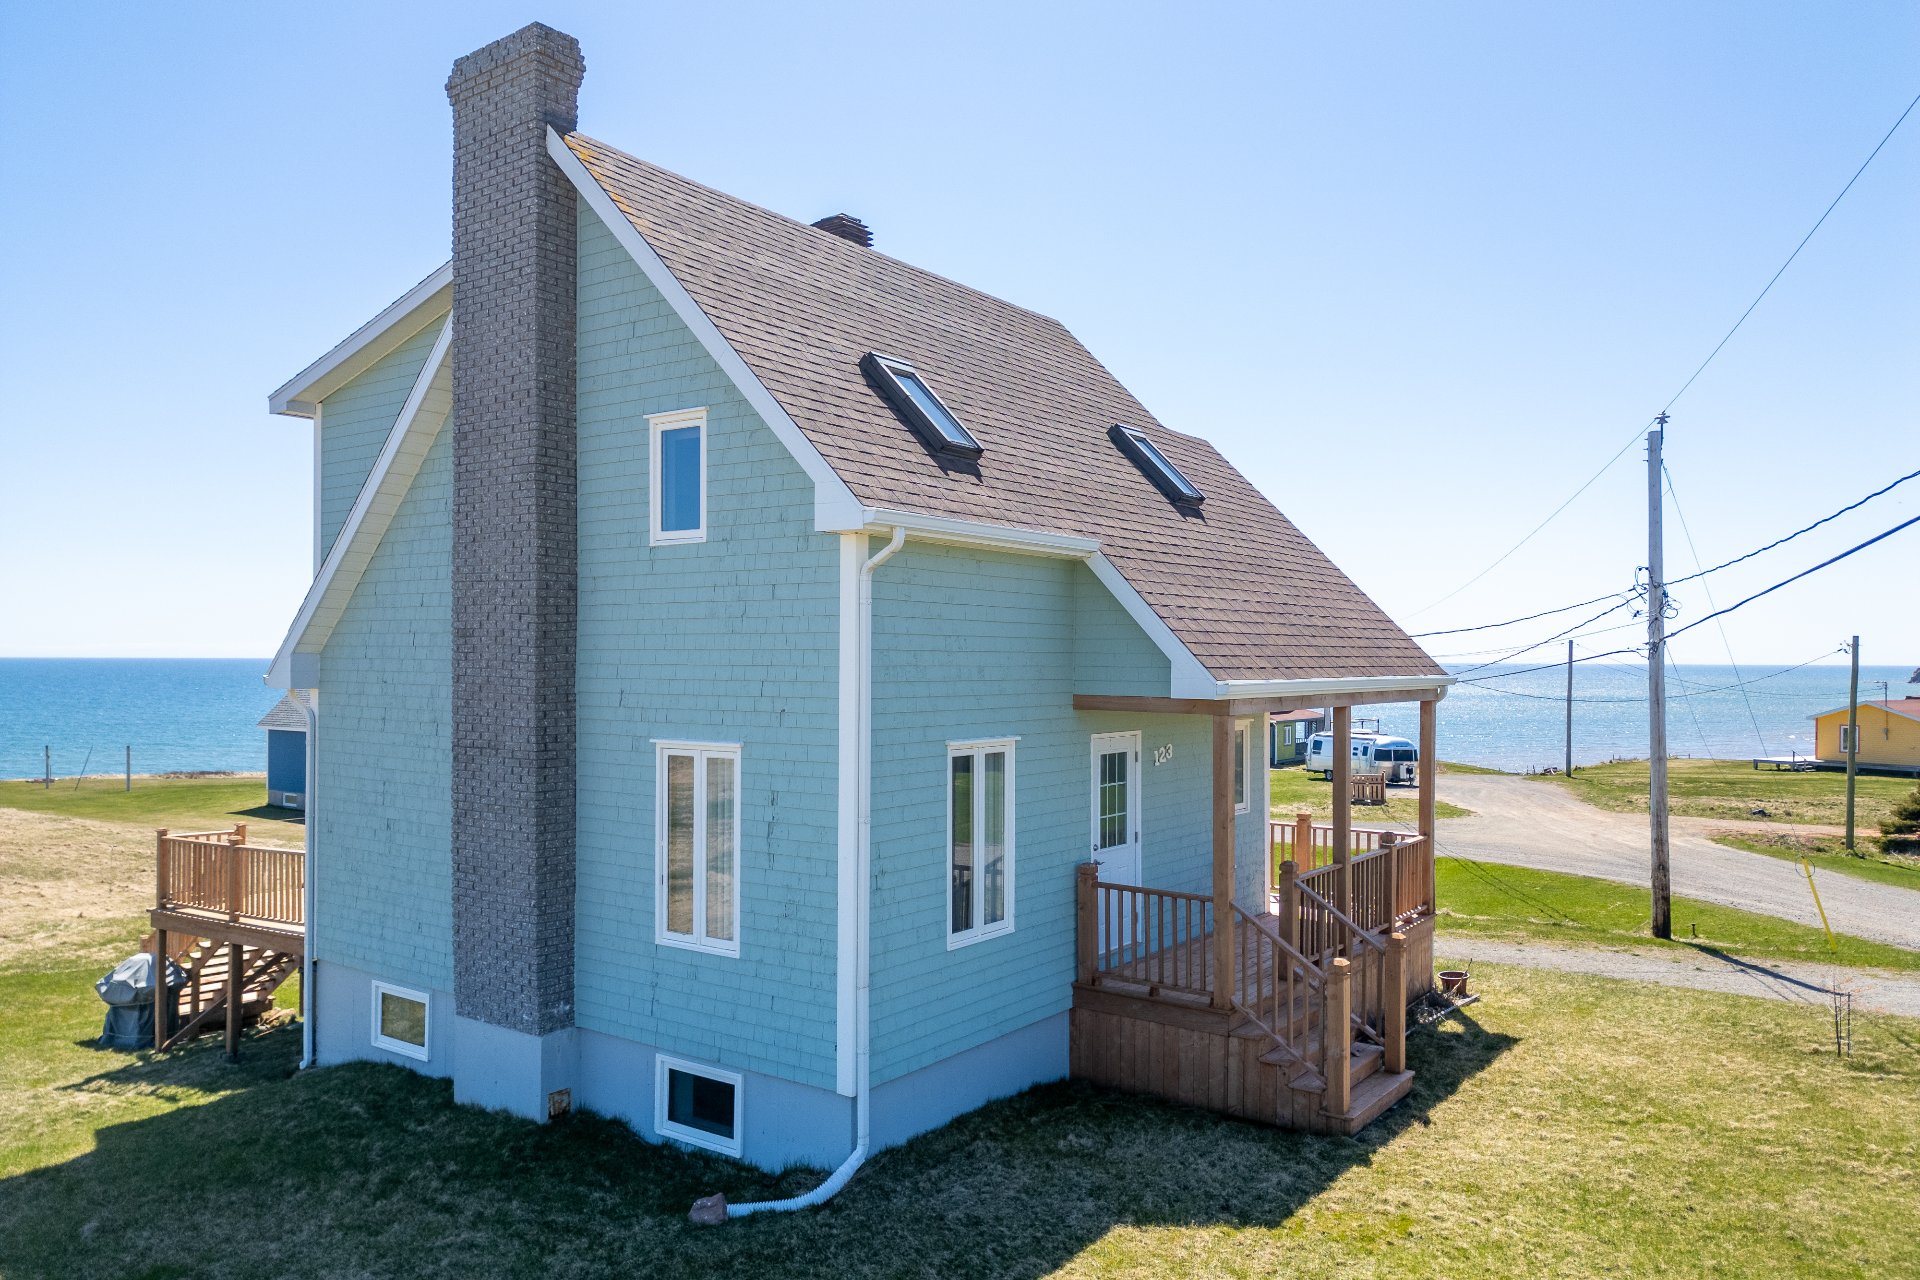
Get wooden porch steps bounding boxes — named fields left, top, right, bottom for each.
left=1330, top=1068, right=1415, bottom=1136
left=146, top=928, right=299, bottom=1051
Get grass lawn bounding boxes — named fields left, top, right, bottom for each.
left=1436, top=855, right=1920, bottom=972
left=1269, top=765, right=1470, bottom=825
left=1711, top=830, right=1920, bottom=891
left=0, top=775, right=305, bottom=846
left=1545, top=757, right=1913, bottom=829
left=4, top=960, right=1918, bottom=1279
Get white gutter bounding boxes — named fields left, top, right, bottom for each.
left=295, top=687, right=318, bottom=1069
left=704, top=526, right=905, bottom=1221
left=1211, top=674, right=1456, bottom=701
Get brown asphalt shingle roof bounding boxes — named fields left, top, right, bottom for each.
left=567, top=133, right=1443, bottom=684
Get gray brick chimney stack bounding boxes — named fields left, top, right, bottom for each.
left=445, top=23, right=584, bottom=1115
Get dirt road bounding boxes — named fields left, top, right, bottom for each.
left=1431, top=772, right=1920, bottom=952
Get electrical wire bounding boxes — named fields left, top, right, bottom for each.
left=1668, top=465, right=1920, bottom=590
left=1404, top=86, right=1920, bottom=620
left=1453, top=646, right=1844, bottom=703
left=1665, top=512, right=1920, bottom=644
left=1448, top=596, right=1642, bottom=676
left=1664, top=464, right=1770, bottom=754
left=1412, top=588, right=1638, bottom=640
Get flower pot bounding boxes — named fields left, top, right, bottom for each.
left=1438, top=969, right=1469, bottom=997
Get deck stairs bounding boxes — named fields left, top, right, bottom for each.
left=1227, top=1006, right=1413, bottom=1135
left=146, top=930, right=300, bottom=1050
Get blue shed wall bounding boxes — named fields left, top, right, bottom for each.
left=265, top=728, right=307, bottom=797
left=573, top=203, right=842, bottom=1091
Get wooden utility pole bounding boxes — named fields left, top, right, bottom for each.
left=1564, top=639, right=1575, bottom=777
left=1845, top=636, right=1860, bottom=852
left=1647, top=421, right=1672, bottom=940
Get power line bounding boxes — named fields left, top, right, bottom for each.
left=1449, top=595, right=1641, bottom=676
left=1454, top=647, right=1644, bottom=682
left=1668, top=464, right=1920, bottom=589
left=1664, top=464, right=1770, bottom=754
left=1412, top=588, right=1636, bottom=639
left=1665, top=512, right=1920, bottom=644
left=1405, top=86, right=1919, bottom=620
left=1454, top=646, right=1844, bottom=703
left=1660, top=86, right=1920, bottom=415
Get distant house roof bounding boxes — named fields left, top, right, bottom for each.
left=1809, top=697, right=1920, bottom=724
left=257, top=691, right=312, bottom=732
left=561, top=133, right=1443, bottom=687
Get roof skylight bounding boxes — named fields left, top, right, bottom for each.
left=1110, top=424, right=1204, bottom=506
left=862, top=353, right=983, bottom=459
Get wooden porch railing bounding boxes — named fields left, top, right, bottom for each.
left=1272, top=820, right=1433, bottom=928
left=1076, top=868, right=1215, bottom=1001
left=155, top=826, right=304, bottom=929
left=1230, top=903, right=1326, bottom=1082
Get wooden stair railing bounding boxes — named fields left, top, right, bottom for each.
left=1293, top=882, right=1397, bottom=1056
left=1228, top=903, right=1327, bottom=1086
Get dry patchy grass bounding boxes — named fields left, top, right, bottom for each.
left=0, top=808, right=156, bottom=972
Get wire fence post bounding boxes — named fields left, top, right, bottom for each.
left=126, top=745, right=132, bottom=793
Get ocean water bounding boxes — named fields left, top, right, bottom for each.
left=1, top=657, right=1913, bottom=780
left=0, top=659, right=281, bottom=779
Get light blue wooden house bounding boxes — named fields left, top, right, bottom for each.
left=264, top=25, right=1450, bottom=1208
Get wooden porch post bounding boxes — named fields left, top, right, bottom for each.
left=1211, top=713, right=1235, bottom=1010
left=1075, top=862, right=1099, bottom=986
left=152, top=927, right=168, bottom=1051
left=1277, top=859, right=1299, bottom=950
left=1382, top=830, right=1401, bottom=922
left=1293, top=810, right=1312, bottom=869
left=1385, top=931, right=1408, bottom=1073
left=225, top=942, right=242, bottom=1061
left=1419, top=697, right=1438, bottom=914
left=1326, top=956, right=1352, bottom=1116
left=1332, top=706, right=1352, bottom=924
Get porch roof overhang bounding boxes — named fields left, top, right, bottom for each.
left=1073, top=674, right=1453, bottom=719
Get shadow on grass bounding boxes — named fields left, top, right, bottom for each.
left=0, top=1014, right=1513, bottom=1280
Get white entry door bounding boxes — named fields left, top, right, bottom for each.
left=1090, top=732, right=1142, bottom=886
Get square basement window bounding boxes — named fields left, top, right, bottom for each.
left=656, top=1055, right=742, bottom=1157
left=371, top=981, right=429, bottom=1061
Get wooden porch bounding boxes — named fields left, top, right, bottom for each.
left=1068, top=695, right=1441, bottom=1135
left=147, top=825, right=305, bottom=1058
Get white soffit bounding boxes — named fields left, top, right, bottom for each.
left=269, top=264, right=454, bottom=418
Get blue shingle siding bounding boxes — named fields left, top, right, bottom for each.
left=870, top=548, right=1259, bottom=1084
left=315, top=425, right=454, bottom=990
left=573, top=204, right=841, bottom=1090
left=317, top=316, right=447, bottom=558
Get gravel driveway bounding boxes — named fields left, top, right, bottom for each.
left=1437, top=935, right=1920, bottom=1019
left=1427, top=773, right=1920, bottom=952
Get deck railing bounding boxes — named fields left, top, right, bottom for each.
left=1230, top=903, right=1325, bottom=1080
left=1269, top=811, right=1389, bottom=869
left=155, top=826, right=304, bottom=929
left=1273, top=823, right=1433, bottom=930
left=1076, top=871, right=1215, bottom=1001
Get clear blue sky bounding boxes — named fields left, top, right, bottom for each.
left=1, top=2, right=1914, bottom=669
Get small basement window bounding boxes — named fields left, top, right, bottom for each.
left=371, top=981, right=429, bottom=1061
left=861, top=353, right=983, bottom=459
left=656, top=1055, right=742, bottom=1156
left=1110, top=423, right=1204, bottom=506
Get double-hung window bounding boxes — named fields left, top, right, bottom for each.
left=649, top=407, right=706, bottom=544
left=948, top=738, right=1015, bottom=947
left=655, top=741, right=740, bottom=956
left=1233, top=719, right=1256, bottom=814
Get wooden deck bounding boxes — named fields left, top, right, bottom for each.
left=148, top=826, right=304, bottom=1058
left=1071, top=811, right=1437, bottom=1136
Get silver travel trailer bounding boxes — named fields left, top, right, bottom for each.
left=1304, top=732, right=1420, bottom=784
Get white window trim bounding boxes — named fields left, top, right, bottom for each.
left=1234, top=719, right=1254, bottom=815
left=946, top=736, right=1018, bottom=950
left=653, top=739, right=743, bottom=957
left=370, top=980, right=430, bottom=1061
left=648, top=407, right=708, bottom=546
left=654, top=1053, right=744, bottom=1157
left=1839, top=725, right=1853, bottom=753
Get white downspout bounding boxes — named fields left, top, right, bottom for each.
left=711, top=526, right=904, bottom=1220
left=297, top=688, right=319, bottom=1069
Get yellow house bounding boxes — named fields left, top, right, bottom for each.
left=1811, top=697, right=1920, bottom=772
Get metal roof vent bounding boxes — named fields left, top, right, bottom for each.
left=811, top=213, right=872, bottom=248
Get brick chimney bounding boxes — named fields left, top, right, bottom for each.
left=445, top=23, right=584, bottom=1113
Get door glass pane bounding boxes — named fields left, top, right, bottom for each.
left=659, top=425, right=702, bottom=531
left=950, top=754, right=974, bottom=933
left=1097, top=750, right=1129, bottom=850
left=706, top=755, right=736, bottom=941
left=982, top=751, right=1007, bottom=926
left=666, top=753, right=695, bottom=935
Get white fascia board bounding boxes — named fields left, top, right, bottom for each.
left=1213, top=675, right=1456, bottom=701
left=266, top=321, right=455, bottom=688
left=547, top=128, right=866, bottom=532
left=859, top=508, right=1100, bottom=559
left=269, top=264, right=454, bottom=418
left=1085, top=553, right=1218, bottom=698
